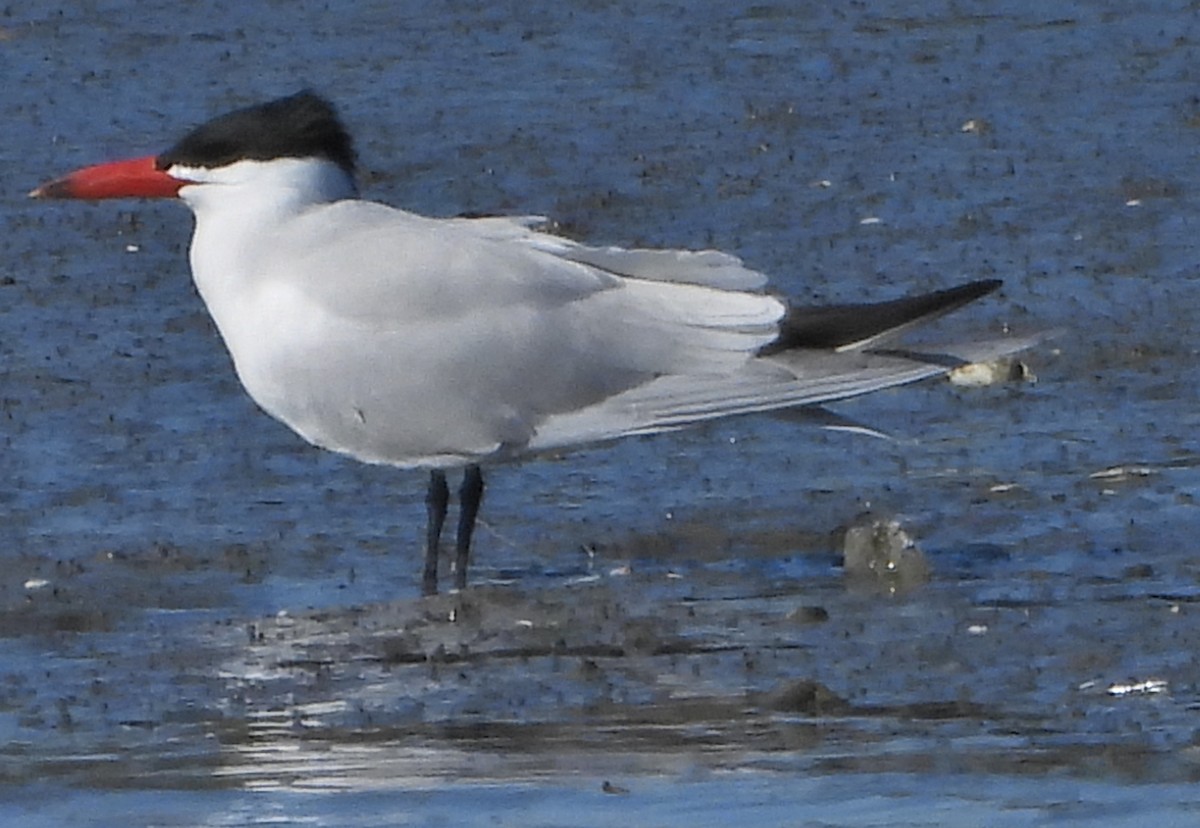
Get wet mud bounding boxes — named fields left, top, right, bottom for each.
left=2, top=0, right=1200, bottom=824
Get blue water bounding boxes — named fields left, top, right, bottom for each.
left=3, top=0, right=1199, bottom=824
left=5, top=774, right=1200, bottom=828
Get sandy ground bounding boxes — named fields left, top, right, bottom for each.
left=2, top=1, right=1200, bottom=824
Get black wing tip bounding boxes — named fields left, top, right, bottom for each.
left=762, top=278, right=1005, bottom=355
left=910, top=277, right=1003, bottom=317
left=949, top=278, right=1003, bottom=301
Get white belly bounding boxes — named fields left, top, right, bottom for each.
left=212, top=280, right=527, bottom=468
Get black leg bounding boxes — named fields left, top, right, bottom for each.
left=454, top=464, right=484, bottom=591
left=424, top=469, right=449, bottom=595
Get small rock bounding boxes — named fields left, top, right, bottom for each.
left=785, top=605, right=830, bottom=624
left=842, top=518, right=930, bottom=590
left=1122, top=562, right=1154, bottom=579
left=764, top=679, right=851, bottom=715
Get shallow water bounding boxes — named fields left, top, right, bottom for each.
left=3, top=1, right=1200, bottom=824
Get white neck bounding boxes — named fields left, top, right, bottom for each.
left=171, top=157, right=357, bottom=327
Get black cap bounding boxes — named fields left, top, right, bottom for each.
left=156, top=91, right=356, bottom=174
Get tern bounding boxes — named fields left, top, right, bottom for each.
left=32, top=91, right=1028, bottom=595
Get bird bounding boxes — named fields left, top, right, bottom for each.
left=31, top=91, right=1029, bottom=595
